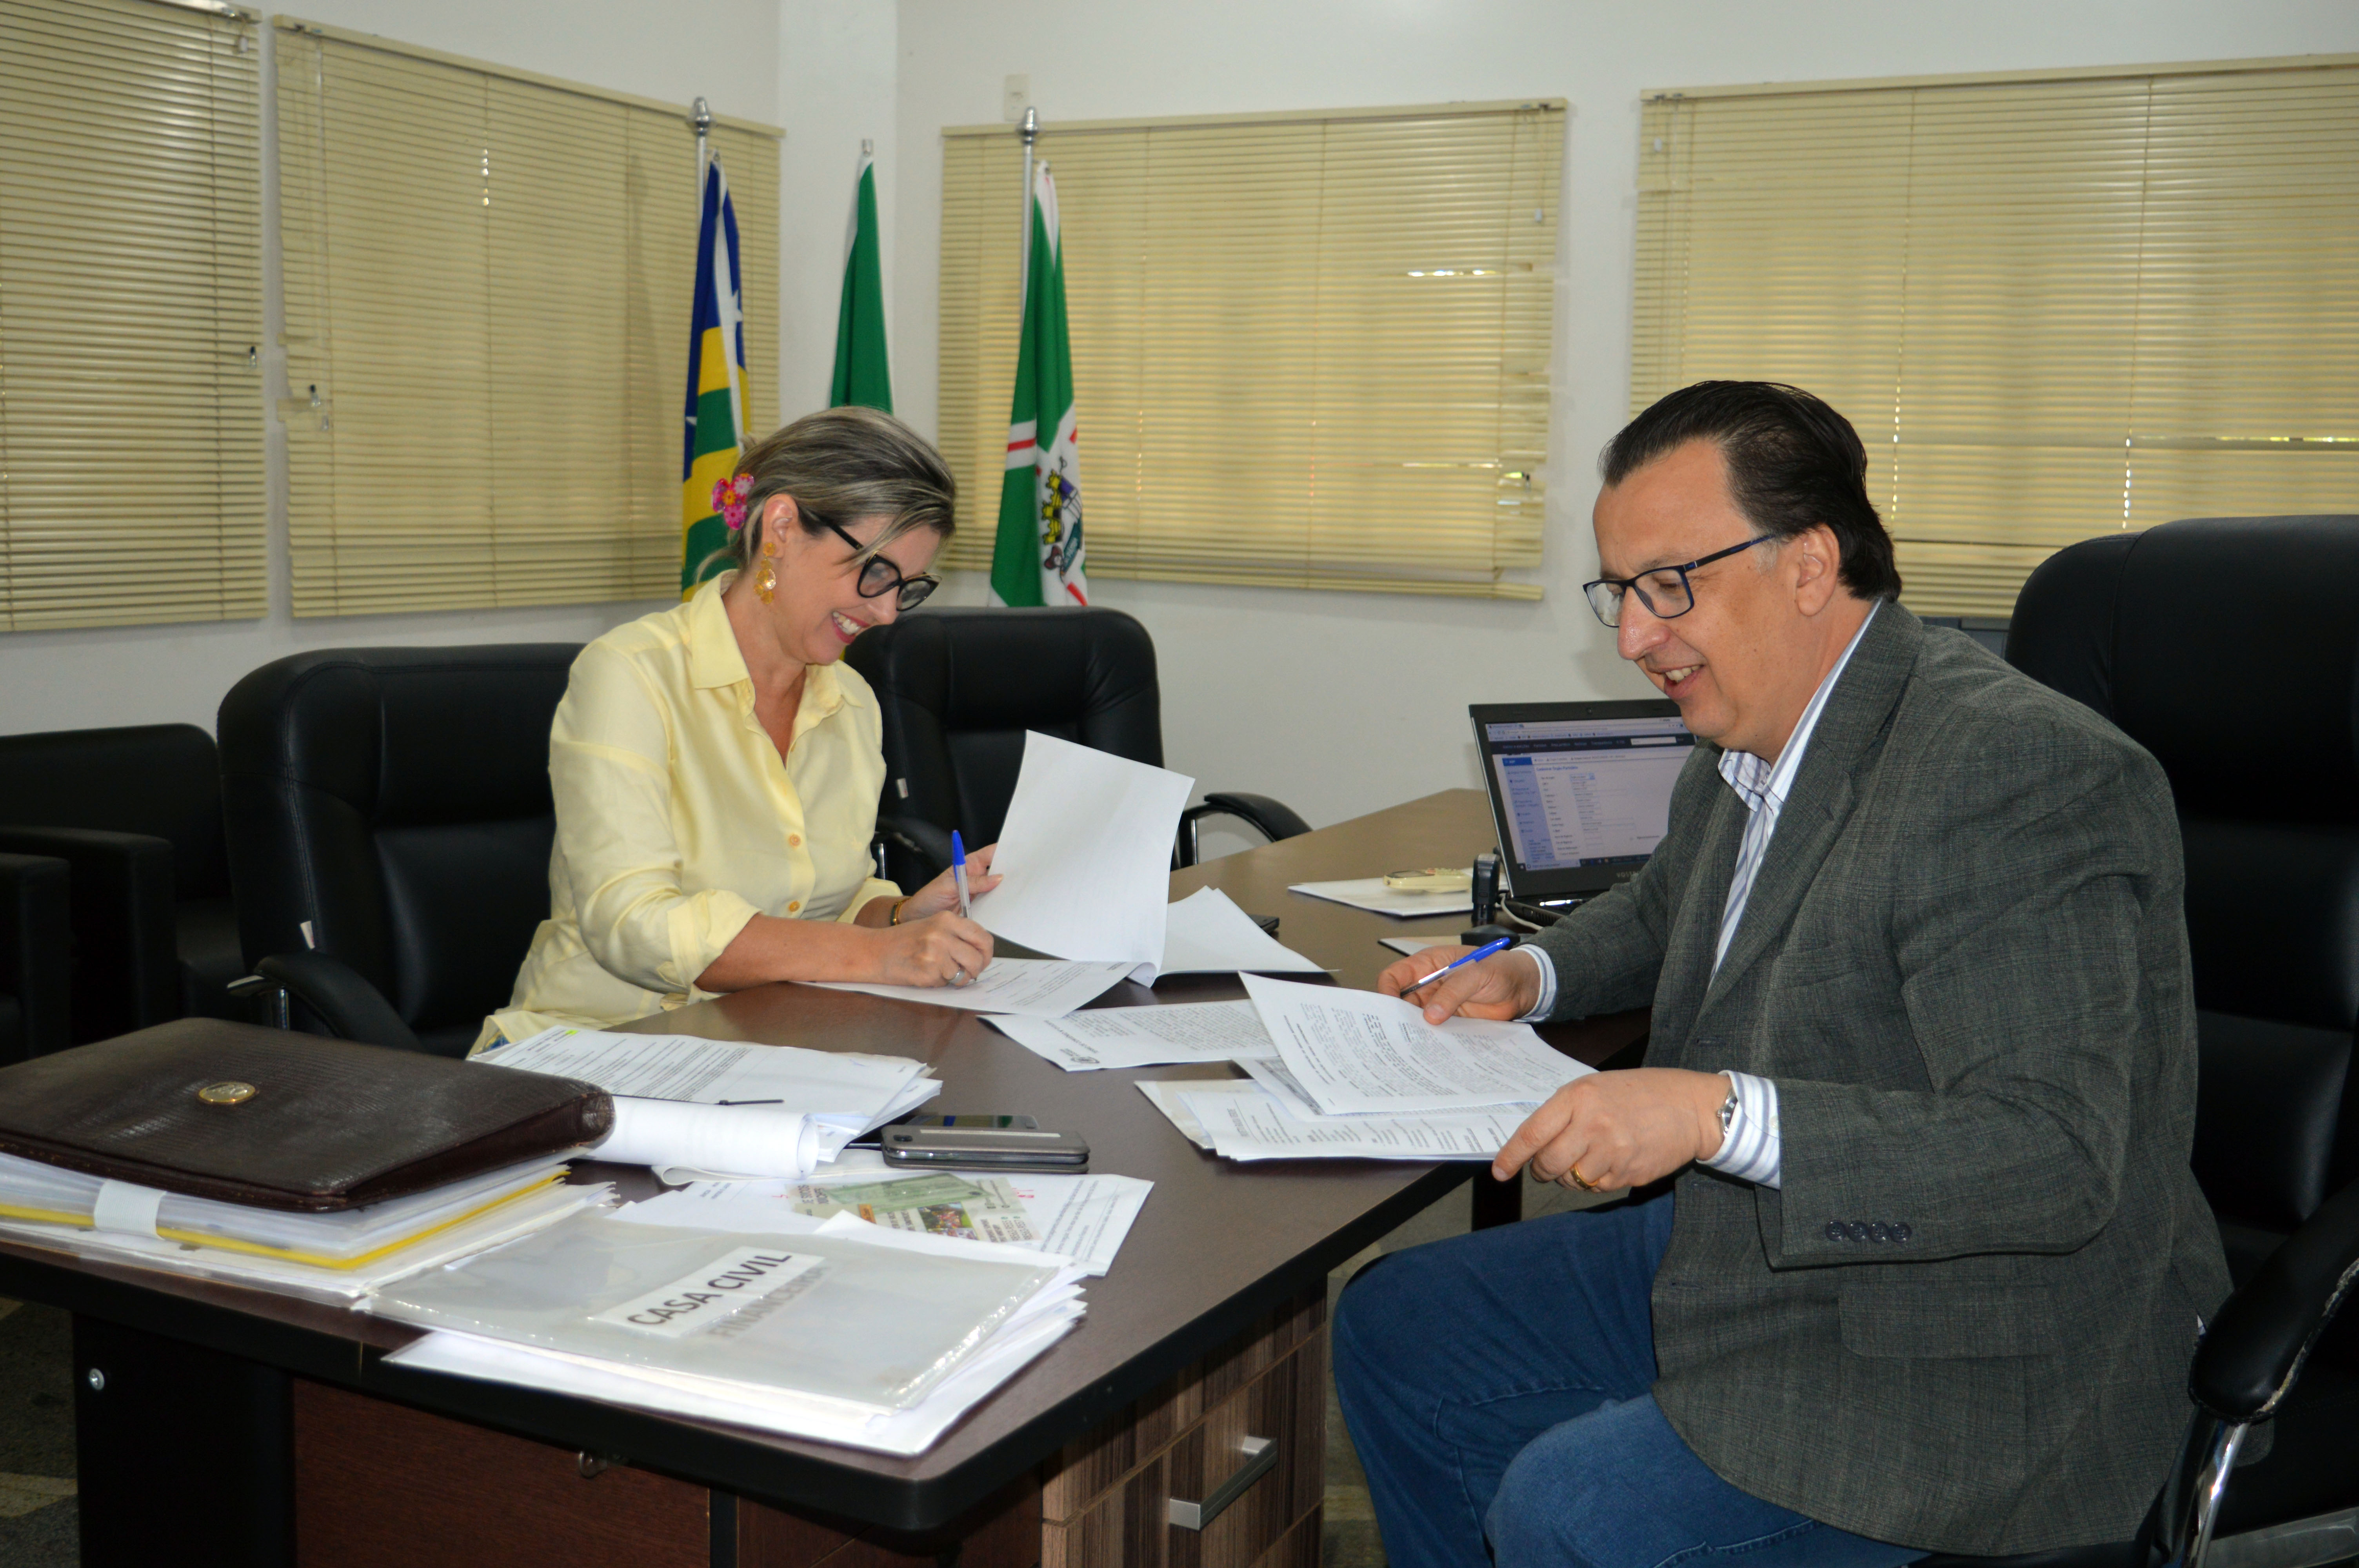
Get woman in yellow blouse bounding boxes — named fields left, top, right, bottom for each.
left=478, top=408, right=998, bottom=1051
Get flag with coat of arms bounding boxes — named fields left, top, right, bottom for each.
left=990, top=162, right=1089, bottom=606
left=680, top=156, right=750, bottom=595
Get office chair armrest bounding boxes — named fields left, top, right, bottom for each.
left=1200, top=792, right=1312, bottom=842
left=0, top=825, right=178, bottom=1037
left=2190, top=1171, right=2359, bottom=1421
left=1176, top=793, right=1313, bottom=868
left=0, top=853, right=71, bottom=1058
left=874, top=814, right=957, bottom=887
left=240, top=951, right=426, bottom=1056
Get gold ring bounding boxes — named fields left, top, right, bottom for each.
left=1567, top=1164, right=1598, bottom=1192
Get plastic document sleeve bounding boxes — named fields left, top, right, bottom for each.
left=369, top=1212, right=1058, bottom=1412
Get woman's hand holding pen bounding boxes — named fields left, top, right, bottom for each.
left=876, top=844, right=998, bottom=989
left=876, top=910, right=996, bottom=990
left=897, top=843, right=998, bottom=921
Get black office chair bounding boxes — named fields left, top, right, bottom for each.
left=844, top=607, right=1310, bottom=888
left=0, top=723, right=245, bottom=1042
left=1915, top=515, right=2359, bottom=1568
left=217, top=645, right=579, bottom=1058
left=0, top=851, right=69, bottom=1062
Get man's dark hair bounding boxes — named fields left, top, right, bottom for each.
left=1600, top=381, right=1902, bottom=601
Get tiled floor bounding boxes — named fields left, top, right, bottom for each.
left=0, top=1298, right=76, bottom=1568
left=1321, top=1174, right=1613, bottom=1568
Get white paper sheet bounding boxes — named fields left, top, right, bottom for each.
left=986, top=1000, right=1276, bottom=1072
left=480, top=1028, right=923, bottom=1113
left=970, top=732, right=1195, bottom=968
left=991, top=1174, right=1151, bottom=1276
left=1180, top=1084, right=1530, bottom=1163
left=1240, top=973, right=1589, bottom=1114
left=1136, top=1077, right=1266, bottom=1151
left=1287, top=878, right=1473, bottom=918
left=627, top=1172, right=1153, bottom=1279
left=811, top=956, right=1133, bottom=1018
left=1155, top=888, right=1324, bottom=978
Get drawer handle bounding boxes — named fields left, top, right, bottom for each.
left=1168, top=1436, right=1277, bottom=1531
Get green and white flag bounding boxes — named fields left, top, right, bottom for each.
left=829, top=147, right=892, bottom=412
left=990, top=163, right=1089, bottom=606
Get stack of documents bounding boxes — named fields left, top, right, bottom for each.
left=812, top=887, right=1323, bottom=1020
left=1137, top=975, right=1591, bottom=1163
left=971, top=731, right=1196, bottom=973
left=478, top=1028, right=941, bottom=1181
left=989, top=998, right=1277, bottom=1072
left=0, top=1149, right=602, bottom=1303
left=816, top=733, right=1319, bottom=1008
left=381, top=1208, right=1089, bottom=1455
left=812, top=956, right=1136, bottom=1018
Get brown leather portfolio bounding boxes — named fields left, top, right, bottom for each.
left=0, top=1018, right=613, bottom=1211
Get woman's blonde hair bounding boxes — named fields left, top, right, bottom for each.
left=714, top=406, right=956, bottom=579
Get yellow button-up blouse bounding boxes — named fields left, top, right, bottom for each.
left=478, top=575, right=900, bottom=1051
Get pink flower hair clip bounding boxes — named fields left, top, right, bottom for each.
left=712, top=474, right=754, bottom=532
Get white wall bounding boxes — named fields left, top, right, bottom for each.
left=0, top=0, right=781, bottom=740
left=15, top=0, right=2359, bottom=833
left=891, top=0, right=2359, bottom=840
left=774, top=2, right=899, bottom=421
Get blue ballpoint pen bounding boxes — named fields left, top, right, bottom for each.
left=1398, top=935, right=1513, bottom=1000
left=950, top=829, right=971, bottom=917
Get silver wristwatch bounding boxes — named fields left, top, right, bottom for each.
left=1718, top=1078, right=1739, bottom=1138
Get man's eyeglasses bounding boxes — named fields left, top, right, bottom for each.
left=822, top=519, right=940, bottom=611
left=1582, top=535, right=1774, bottom=628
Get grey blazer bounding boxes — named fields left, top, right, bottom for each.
left=1529, top=604, right=2229, bottom=1554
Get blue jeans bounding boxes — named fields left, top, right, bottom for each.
left=1332, top=1193, right=1928, bottom=1568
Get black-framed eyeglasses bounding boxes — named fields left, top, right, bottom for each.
left=1582, top=535, right=1775, bottom=628
left=822, top=519, right=940, bottom=611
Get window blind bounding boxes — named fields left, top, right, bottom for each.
left=940, top=102, right=1561, bottom=600
left=1634, top=58, right=2359, bottom=618
left=0, top=0, right=263, bottom=630
left=274, top=18, right=779, bottom=617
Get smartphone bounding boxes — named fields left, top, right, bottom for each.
left=847, top=1113, right=1034, bottom=1149
left=880, top=1124, right=1090, bottom=1171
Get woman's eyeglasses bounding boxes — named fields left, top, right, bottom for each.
left=821, top=519, right=940, bottom=611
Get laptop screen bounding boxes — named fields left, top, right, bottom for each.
left=1473, top=704, right=1695, bottom=880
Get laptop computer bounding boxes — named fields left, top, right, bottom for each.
left=1468, top=699, right=1696, bottom=915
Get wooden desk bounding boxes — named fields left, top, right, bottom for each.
left=0, top=789, right=1646, bottom=1568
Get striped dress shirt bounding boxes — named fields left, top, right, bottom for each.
left=1516, top=603, right=1879, bottom=1189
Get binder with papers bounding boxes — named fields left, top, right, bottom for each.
left=385, top=1214, right=1089, bottom=1456
left=0, top=1149, right=568, bottom=1268
left=373, top=1209, right=1063, bottom=1411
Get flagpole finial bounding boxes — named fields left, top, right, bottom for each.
left=690, top=96, right=713, bottom=140
left=1021, top=106, right=1038, bottom=149
left=862, top=138, right=874, bottom=157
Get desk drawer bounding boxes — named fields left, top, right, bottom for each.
left=291, top=1379, right=708, bottom=1568
left=1043, top=1288, right=1323, bottom=1523
left=1040, top=1300, right=1324, bottom=1568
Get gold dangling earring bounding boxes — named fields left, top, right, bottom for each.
left=755, top=537, right=778, bottom=603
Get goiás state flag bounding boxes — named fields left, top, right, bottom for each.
left=680, top=156, right=750, bottom=595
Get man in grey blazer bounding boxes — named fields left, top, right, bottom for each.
left=1338, top=381, right=2228, bottom=1568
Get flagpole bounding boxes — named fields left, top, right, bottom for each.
left=1018, top=107, right=1039, bottom=307
left=691, top=95, right=712, bottom=179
